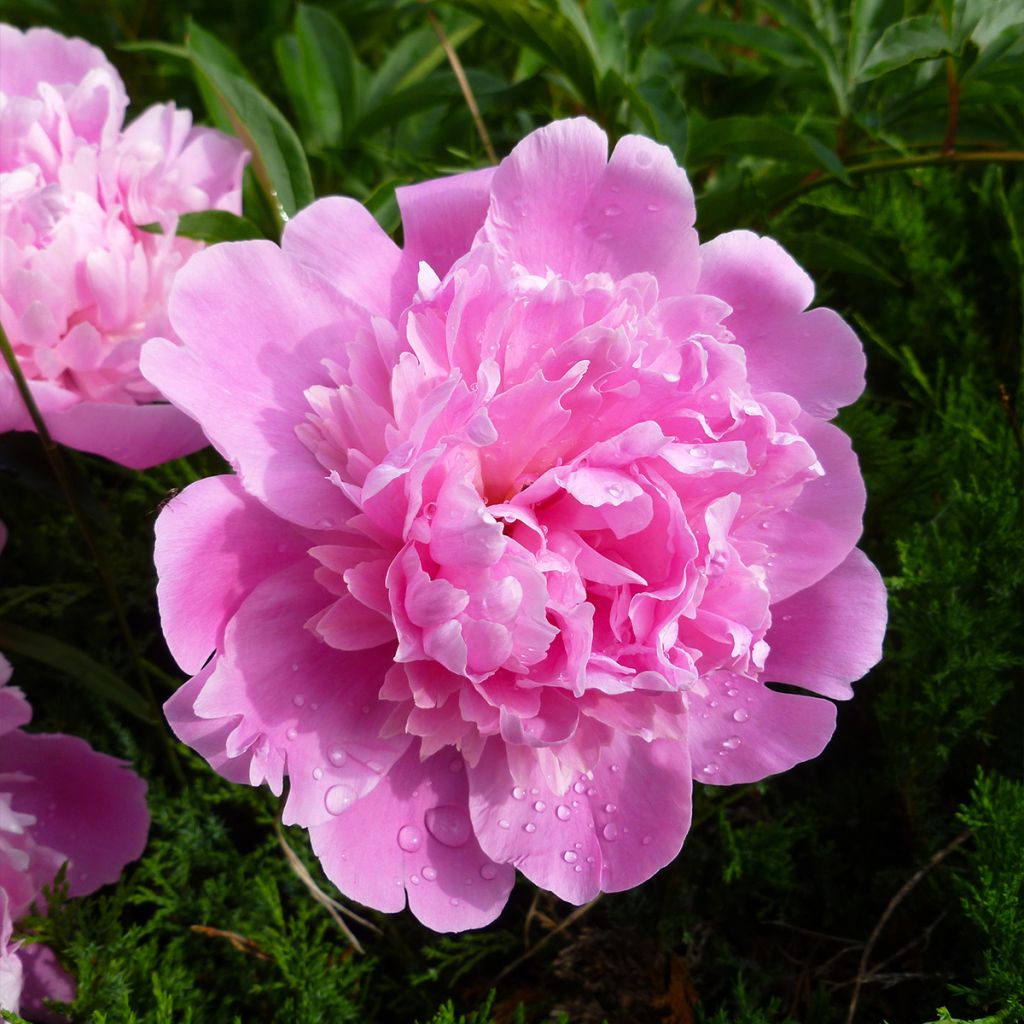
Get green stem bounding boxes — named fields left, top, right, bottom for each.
left=777, top=149, right=1024, bottom=210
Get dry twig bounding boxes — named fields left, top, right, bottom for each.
left=846, top=830, right=971, bottom=1023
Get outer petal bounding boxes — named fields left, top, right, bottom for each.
left=0, top=732, right=149, bottom=897
left=687, top=672, right=836, bottom=786
left=43, top=400, right=207, bottom=469
left=15, top=943, right=75, bottom=1023
left=0, top=893, right=22, bottom=1016
left=163, top=659, right=254, bottom=785
left=737, top=415, right=866, bottom=602
left=192, top=563, right=409, bottom=827
left=310, top=744, right=514, bottom=932
left=698, top=230, right=865, bottom=418
left=140, top=241, right=367, bottom=529
left=397, top=166, right=496, bottom=279
left=467, top=733, right=692, bottom=905
left=763, top=548, right=887, bottom=700
left=0, top=675, right=32, bottom=737
left=283, top=197, right=416, bottom=320
left=154, top=475, right=310, bottom=674
left=483, top=119, right=699, bottom=294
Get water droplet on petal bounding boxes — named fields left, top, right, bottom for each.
left=702, top=763, right=720, bottom=776
left=533, top=800, right=546, bottom=813
left=410, top=874, right=421, bottom=885
left=286, top=727, right=297, bottom=741
left=562, top=850, right=578, bottom=863
left=604, top=803, right=616, bottom=814
left=733, top=709, right=750, bottom=723
left=293, top=694, right=305, bottom=707
left=325, top=784, right=355, bottom=815
left=610, top=764, right=620, bottom=773
left=397, top=825, right=423, bottom=852
left=511, top=786, right=526, bottom=801
left=425, top=805, right=472, bottom=848
left=498, top=818, right=510, bottom=829
left=573, top=780, right=587, bottom=794
left=726, top=687, right=739, bottom=698
left=523, top=822, right=537, bottom=833
left=328, top=747, right=347, bottom=766
left=556, top=805, right=571, bottom=821
left=642, top=835, right=653, bottom=846
left=480, top=863, right=498, bottom=881
left=722, top=736, right=741, bottom=750
left=602, top=822, right=619, bottom=841
left=449, top=897, right=460, bottom=907
left=605, top=205, right=621, bottom=217
left=422, top=866, right=438, bottom=881
left=312, top=767, right=323, bottom=780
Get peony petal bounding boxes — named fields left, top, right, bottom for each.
left=697, top=230, right=865, bottom=418
left=687, top=672, right=836, bottom=786
left=140, top=241, right=367, bottom=528
left=484, top=119, right=698, bottom=293
left=154, top=475, right=310, bottom=674
left=0, top=731, right=149, bottom=898
left=468, top=733, right=691, bottom=904
left=14, top=943, right=75, bottom=1023
left=283, top=196, right=416, bottom=320
left=310, top=744, right=514, bottom=931
left=397, top=167, right=496, bottom=279
left=738, top=414, right=867, bottom=602
left=28, top=399, right=207, bottom=470
left=763, top=548, right=887, bottom=700
left=193, top=563, right=409, bottom=827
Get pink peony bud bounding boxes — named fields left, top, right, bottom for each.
left=0, top=25, right=247, bottom=468
left=144, top=118, right=887, bottom=931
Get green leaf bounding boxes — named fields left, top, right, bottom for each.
left=186, top=20, right=314, bottom=228
left=452, top=0, right=601, bottom=110
left=139, top=210, right=265, bottom=243
left=857, top=15, right=954, bottom=82
left=783, top=230, right=902, bottom=285
left=294, top=4, right=363, bottom=149
left=753, top=0, right=848, bottom=113
left=0, top=621, right=154, bottom=722
left=686, top=116, right=840, bottom=174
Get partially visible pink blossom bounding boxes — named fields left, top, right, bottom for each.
left=145, top=118, right=887, bottom=931
left=0, top=524, right=150, bottom=1017
left=0, top=25, right=247, bottom=468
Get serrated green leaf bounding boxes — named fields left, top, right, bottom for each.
left=139, top=210, right=265, bottom=243
left=0, top=621, right=154, bottom=722
left=186, top=21, right=314, bottom=228
left=857, top=15, right=954, bottom=82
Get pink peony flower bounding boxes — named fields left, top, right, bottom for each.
left=0, top=521, right=151, bottom=1018
left=0, top=24, right=247, bottom=468
left=143, top=119, right=887, bottom=932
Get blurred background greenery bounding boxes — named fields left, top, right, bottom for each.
left=0, top=1, right=1021, bottom=1022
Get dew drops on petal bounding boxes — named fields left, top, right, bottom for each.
left=722, top=736, right=741, bottom=750
left=397, top=825, right=423, bottom=852
left=562, top=850, right=578, bottom=863
left=702, top=763, right=720, bottom=776
left=523, top=822, right=537, bottom=833
left=324, top=784, right=356, bottom=815
left=425, top=805, right=472, bottom=848
left=602, top=822, right=619, bottom=841
left=409, top=874, right=421, bottom=886
left=604, top=803, right=616, bottom=814
left=498, top=819, right=510, bottom=829
left=328, top=747, right=347, bottom=766
left=556, top=805, right=571, bottom=821
left=642, top=835, right=653, bottom=846
left=733, top=709, right=750, bottom=723
left=480, top=863, right=498, bottom=881
left=422, top=866, right=438, bottom=881
left=312, top=767, right=323, bottom=780
left=292, top=694, right=305, bottom=707
left=533, top=800, right=546, bottom=812
left=511, top=785, right=526, bottom=800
